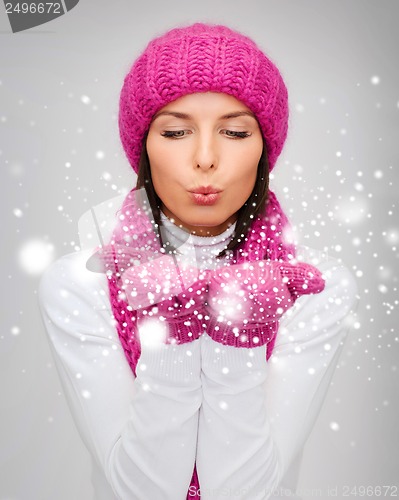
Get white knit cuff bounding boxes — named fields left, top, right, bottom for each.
left=200, top=333, right=268, bottom=389
left=136, top=338, right=201, bottom=387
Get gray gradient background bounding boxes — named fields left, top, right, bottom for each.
left=1, top=1, right=398, bottom=499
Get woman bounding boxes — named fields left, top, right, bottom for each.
left=38, top=23, right=357, bottom=500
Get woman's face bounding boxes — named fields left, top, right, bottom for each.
left=146, top=92, right=263, bottom=236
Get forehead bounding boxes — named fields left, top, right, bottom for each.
left=154, top=91, right=255, bottom=118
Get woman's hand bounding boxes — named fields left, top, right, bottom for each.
left=207, top=260, right=292, bottom=324
left=121, top=249, right=211, bottom=346
left=204, top=259, right=325, bottom=347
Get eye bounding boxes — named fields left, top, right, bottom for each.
left=161, top=130, right=190, bottom=139
left=223, top=130, right=251, bottom=139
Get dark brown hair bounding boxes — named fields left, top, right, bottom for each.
left=136, top=132, right=270, bottom=258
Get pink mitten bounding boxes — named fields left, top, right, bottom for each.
left=278, top=261, right=325, bottom=297
left=87, top=239, right=211, bottom=344
left=205, top=260, right=325, bottom=348
left=122, top=252, right=210, bottom=345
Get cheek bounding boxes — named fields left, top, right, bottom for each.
left=231, top=144, right=262, bottom=181
left=147, top=154, right=171, bottom=189
left=229, top=144, right=262, bottom=199
left=146, top=139, right=183, bottom=205
left=147, top=138, right=186, bottom=183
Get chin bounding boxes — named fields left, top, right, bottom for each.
left=185, top=214, right=227, bottom=227
left=186, top=213, right=236, bottom=232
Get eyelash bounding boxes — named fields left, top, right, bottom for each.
left=160, top=130, right=251, bottom=139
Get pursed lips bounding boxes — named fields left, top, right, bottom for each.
left=188, top=186, right=222, bottom=206
left=188, top=186, right=222, bottom=195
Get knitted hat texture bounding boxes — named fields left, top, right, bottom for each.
left=119, top=22, right=289, bottom=172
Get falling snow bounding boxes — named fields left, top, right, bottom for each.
left=17, top=239, right=55, bottom=275
left=219, top=401, right=229, bottom=411
left=370, top=75, right=380, bottom=85
left=11, top=326, right=20, bottom=336
left=81, top=95, right=91, bottom=105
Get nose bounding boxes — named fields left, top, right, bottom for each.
left=194, top=132, right=218, bottom=171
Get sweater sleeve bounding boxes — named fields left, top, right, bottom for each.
left=37, top=250, right=201, bottom=500
left=196, top=257, right=358, bottom=500
left=265, top=259, right=358, bottom=480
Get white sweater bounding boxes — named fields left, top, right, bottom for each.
left=37, top=218, right=357, bottom=500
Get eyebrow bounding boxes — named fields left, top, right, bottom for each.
left=152, top=110, right=257, bottom=121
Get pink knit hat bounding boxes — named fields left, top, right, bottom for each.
left=119, top=22, right=289, bottom=172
